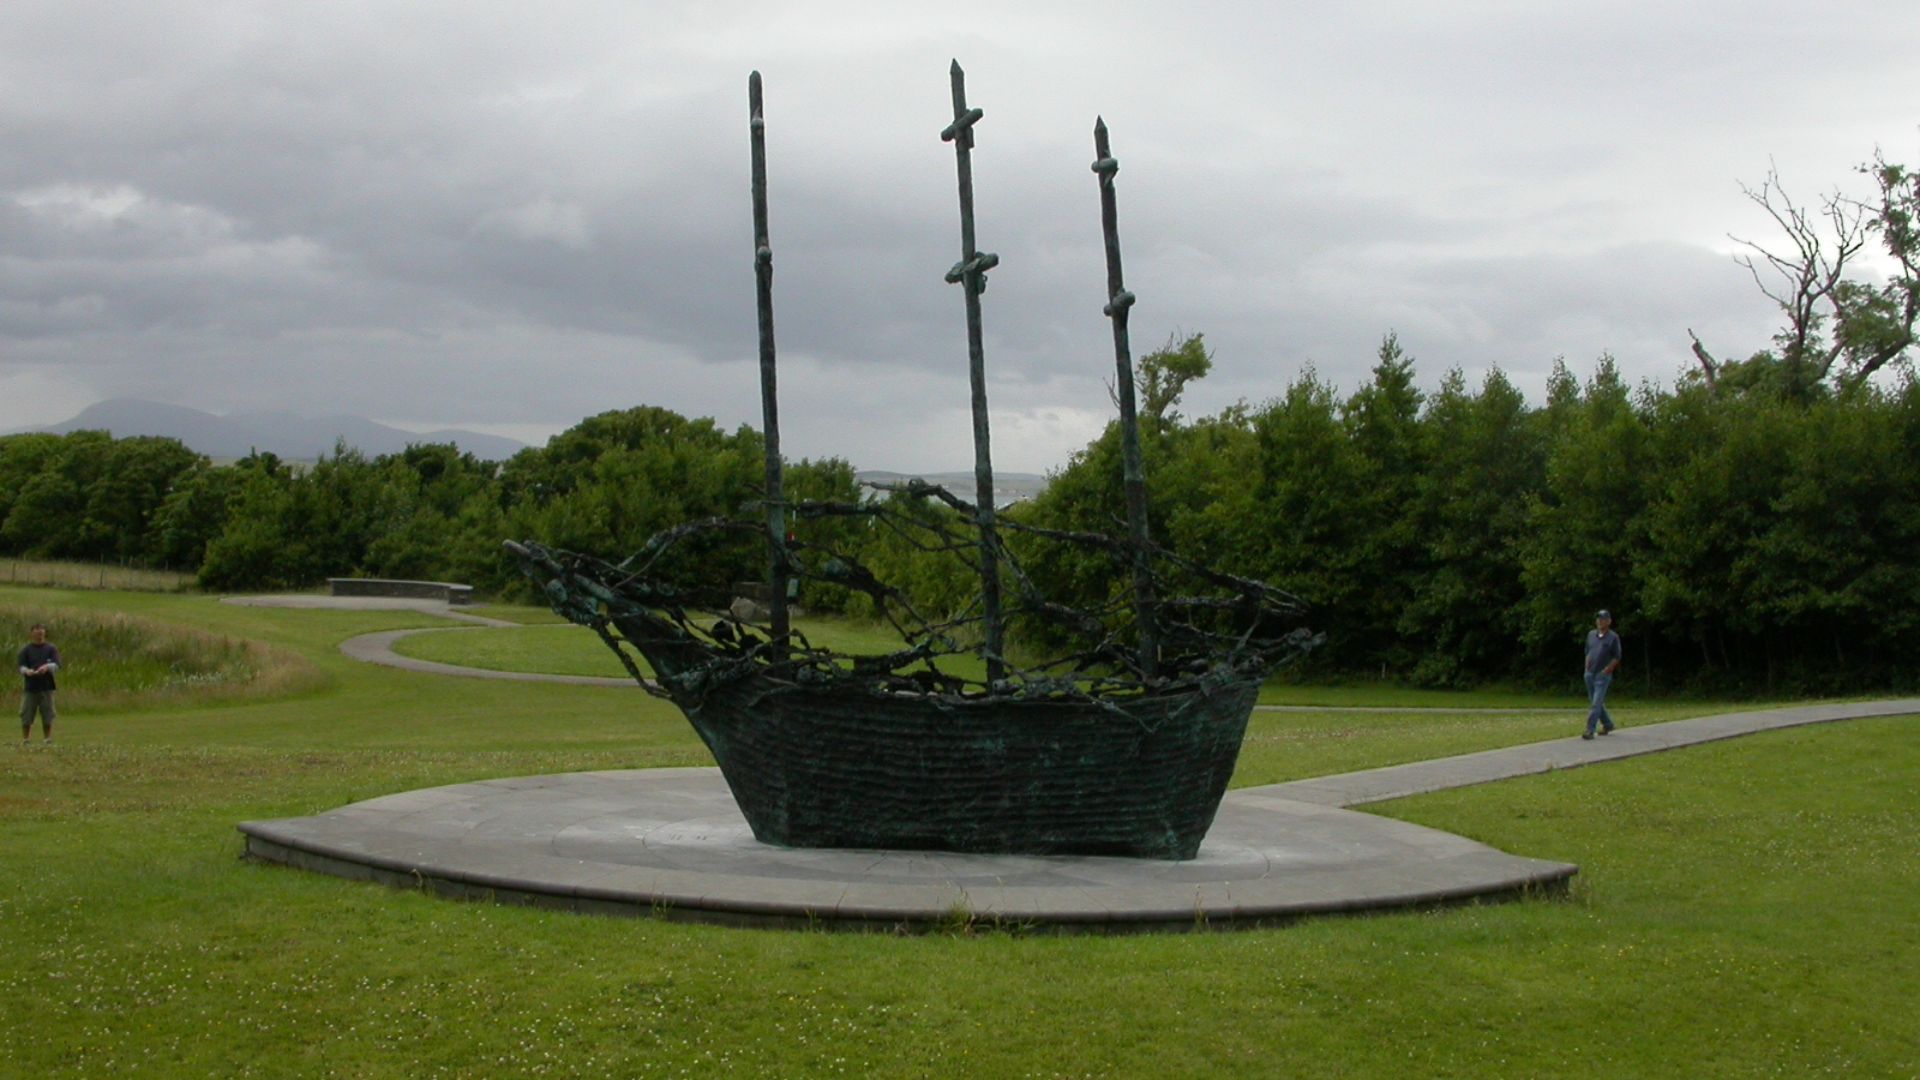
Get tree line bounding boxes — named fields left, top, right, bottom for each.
left=1014, top=334, right=1920, bottom=694
left=0, top=408, right=858, bottom=598
left=5, top=150, right=1910, bottom=693
left=7, top=334, right=1916, bottom=694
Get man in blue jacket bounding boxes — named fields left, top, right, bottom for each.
left=19, top=623, right=59, bottom=746
left=1582, top=610, right=1621, bottom=740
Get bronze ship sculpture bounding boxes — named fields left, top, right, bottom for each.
left=510, top=64, right=1316, bottom=860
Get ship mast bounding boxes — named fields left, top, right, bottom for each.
left=1092, top=118, right=1159, bottom=678
left=748, top=71, right=790, bottom=640
left=941, top=60, right=1006, bottom=684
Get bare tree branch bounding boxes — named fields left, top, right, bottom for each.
left=1725, top=164, right=1876, bottom=384
left=1687, top=328, right=1718, bottom=388
left=1836, top=150, right=1920, bottom=387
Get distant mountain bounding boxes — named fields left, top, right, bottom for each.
left=856, top=469, right=1050, bottom=507
left=25, top=398, right=528, bottom=461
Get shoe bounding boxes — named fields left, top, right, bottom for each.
left=1581, top=732, right=1594, bottom=740
left=1599, top=726, right=1614, bottom=736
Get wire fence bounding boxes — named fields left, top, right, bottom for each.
left=0, top=558, right=197, bottom=593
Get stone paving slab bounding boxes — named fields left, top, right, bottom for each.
left=230, top=599, right=1918, bottom=933
left=242, top=766, right=1575, bottom=930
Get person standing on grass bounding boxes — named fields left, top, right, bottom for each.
left=19, top=622, right=59, bottom=746
left=1583, top=610, right=1621, bottom=740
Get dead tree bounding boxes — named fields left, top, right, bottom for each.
left=1692, top=151, right=1919, bottom=393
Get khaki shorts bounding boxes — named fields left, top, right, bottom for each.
left=21, top=690, right=55, bottom=728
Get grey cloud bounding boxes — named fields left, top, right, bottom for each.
left=3, top=0, right=1916, bottom=473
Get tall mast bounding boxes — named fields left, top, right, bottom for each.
left=748, top=71, right=790, bottom=640
left=940, top=60, right=1005, bottom=683
left=1092, top=118, right=1159, bottom=678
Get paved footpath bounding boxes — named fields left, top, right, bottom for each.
left=256, top=594, right=1920, bottom=795
left=337, top=628, right=635, bottom=687
left=228, top=595, right=1920, bottom=928
left=226, top=595, right=637, bottom=687
left=237, top=687, right=1917, bottom=930
left=290, top=592, right=1919, bottom=798
left=1258, top=698, right=1920, bottom=807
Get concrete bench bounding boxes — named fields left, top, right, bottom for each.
left=328, top=578, right=474, bottom=605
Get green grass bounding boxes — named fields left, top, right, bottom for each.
left=385, top=618, right=1759, bottom=783
left=1233, top=699, right=1762, bottom=786
left=0, top=601, right=321, bottom=713
left=414, top=611, right=1613, bottom=712
left=390, top=621, right=1756, bottom=782
left=394, top=615, right=993, bottom=683
left=461, top=602, right=569, bottom=625
left=1257, top=681, right=1577, bottom=708
left=394, top=622, right=635, bottom=677
left=2, top=584, right=1915, bottom=1077
left=0, top=558, right=195, bottom=593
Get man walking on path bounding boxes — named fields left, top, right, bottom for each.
left=19, top=622, right=59, bottom=746
left=1583, top=610, right=1621, bottom=740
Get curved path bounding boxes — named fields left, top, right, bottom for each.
left=228, top=594, right=638, bottom=687
left=278, top=596, right=1582, bottom=708
left=222, top=594, right=511, bottom=623
left=238, top=693, right=1918, bottom=930
left=228, top=595, right=1919, bottom=929
left=339, top=628, right=636, bottom=688
left=243, top=767, right=1577, bottom=931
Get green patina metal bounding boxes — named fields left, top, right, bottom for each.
left=748, top=71, right=791, bottom=642
left=1093, top=115, right=1161, bottom=681
left=508, top=65, right=1317, bottom=860
left=508, top=487, right=1310, bottom=858
left=940, top=61, right=1007, bottom=686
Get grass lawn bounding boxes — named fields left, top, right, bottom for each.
left=1, top=585, right=1914, bottom=1077
left=410, top=604, right=1796, bottom=713
left=1256, top=681, right=1575, bottom=708
left=389, top=619, right=1781, bottom=783
left=394, top=613, right=995, bottom=685
left=0, top=558, right=195, bottom=593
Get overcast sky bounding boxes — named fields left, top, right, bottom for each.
left=4, top=1, right=1917, bottom=473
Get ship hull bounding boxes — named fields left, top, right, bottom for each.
left=674, top=669, right=1260, bottom=860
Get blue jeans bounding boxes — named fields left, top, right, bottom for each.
left=1584, top=672, right=1614, bottom=735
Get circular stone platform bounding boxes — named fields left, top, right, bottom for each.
left=240, top=767, right=1575, bottom=930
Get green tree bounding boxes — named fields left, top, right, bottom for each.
left=198, top=466, right=303, bottom=590
left=151, top=458, right=259, bottom=570
left=1401, top=368, right=1543, bottom=685
left=1746, top=390, right=1920, bottom=686
left=1246, top=369, right=1372, bottom=662
left=504, top=408, right=762, bottom=556
left=1020, top=341, right=1252, bottom=644
left=1519, top=356, right=1655, bottom=673
left=362, top=444, right=504, bottom=585
left=83, top=437, right=205, bottom=562
left=1339, top=334, right=1427, bottom=673
left=1689, top=148, right=1919, bottom=399
left=1137, top=332, right=1213, bottom=424
left=0, top=431, right=114, bottom=558
left=196, top=444, right=404, bottom=589
left=295, top=444, right=402, bottom=579
left=0, top=434, right=66, bottom=549
left=1636, top=387, right=1792, bottom=682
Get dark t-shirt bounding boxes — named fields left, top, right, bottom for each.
left=19, top=642, right=59, bottom=692
left=1584, top=630, right=1621, bottom=674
